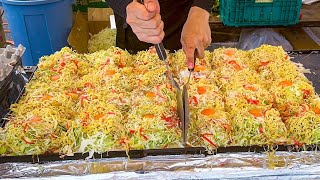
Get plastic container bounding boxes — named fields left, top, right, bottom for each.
left=220, top=0, right=302, bottom=27
left=0, top=0, right=73, bottom=66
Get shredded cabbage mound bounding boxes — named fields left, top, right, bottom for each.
left=88, top=28, right=116, bottom=53
left=0, top=45, right=319, bottom=156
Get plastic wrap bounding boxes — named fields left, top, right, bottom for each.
left=238, top=28, right=293, bottom=51
left=302, top=0, right=320, bottom=5
left=0, top=152, right=320, bottom=179
left=0, top=45, right=28, bottom=122
left=0, top=63, right=29, bottom=123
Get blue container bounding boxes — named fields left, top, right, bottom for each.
left=0, top=0, right=73, bottom=66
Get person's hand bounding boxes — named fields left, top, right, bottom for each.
left=126, top=0, right=164, bottom=44
left=181, top=7, right=211, bottom=69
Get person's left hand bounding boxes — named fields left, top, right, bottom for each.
left=181, top=7, right=211, bottom=69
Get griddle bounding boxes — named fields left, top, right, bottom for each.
left=0, top=51, right=319, bottom=164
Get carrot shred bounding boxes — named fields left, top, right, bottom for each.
left=243, top=85, right=257, bottom=92
left=50, top=75, right=60, bottom=81
left=200, top=134, right=217, bottom=147
left=259, top=126, right=264, bottom=134
left=279, top=80, right=293, bottom=87
left=249, top=109, right=263, bottom=118
left=84, top=83, right=94, bottom=88
left=146, top=91, right=156, bottom=98
left=194, top=65, right=205, bottom=72
left=29, top=116, right=42, bottom=122
left=40, top=95, right=53, bottom=101
left=129, top=129, right=136, bottom=133
left=201, top=109, right=215, bottom=116
left=106, top=70, right=116, bottom=76
left=143, top=114, right=155, bottom=118
left=139, top=128, right=148, bottom=140
left=22, top=137, right=35, bottom=144
left=94, top=114, right=104, bottom=120
left=190, top=96, right=199, bottom=106
left=312, top=107, right=320, bottom=114
left=24, top=116, right=42, bottom=132
left=224, top=49, right=235, bottom=57
left=197, top=86, right=207, bottom=95
left=247, top=98, right=259, bottom=105
left=259, top=61, right=270, bottom=67
left=227, top=60, right=242, bottom=71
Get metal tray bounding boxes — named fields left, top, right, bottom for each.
left=1, top=145, right=319, bottom=164
left=0, top=51, right=319, bottom=164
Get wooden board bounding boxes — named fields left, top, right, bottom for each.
left=87, top=8, right=112, bottom=35
left=68, top=8, right=113, bottom=53
left=88, top=21, right=109, bottom=36
left=88, top=8, right=113, bottom=22
left=278, top=28, right=320, bottom=50
left=299, top=3, right=320, bottom=27
left=67, top=12, right=89, bottom=54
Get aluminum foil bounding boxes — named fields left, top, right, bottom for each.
left=1, top=151, right=320, bottom=179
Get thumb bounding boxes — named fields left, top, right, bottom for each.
left=144, top=0, right=160, bottom=13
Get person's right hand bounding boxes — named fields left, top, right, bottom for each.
left=126, top=0, right=164, bottom=44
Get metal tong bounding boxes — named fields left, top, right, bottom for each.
left=137, top=0, right=194, bottom=146
left=155, top=44, right=197, bottom=146
left=180, top=51, right=197, bottom=146
left=154, top=42, right=189, bottom=147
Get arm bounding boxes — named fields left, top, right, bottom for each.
left=106, top=0, right=132, bottom=18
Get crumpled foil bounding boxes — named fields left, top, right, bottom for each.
left=1, top=151, right=320, bottom=179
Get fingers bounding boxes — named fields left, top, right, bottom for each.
left=196, top=44, right=205, bottom=59
left=136, top=30, right=165, bottom=44
left=133, top=20, right=164, bottom=36
left=182, top=38, right=209, bottom=69
left=126, top=1, right=164, bottom=44
left=182, top=41, right=195, bottom=69
left=134, top=14, right=162, bottom=29
left=144, top=0, right=160, bottom=13
left=128, top=2, right=154, bottom=21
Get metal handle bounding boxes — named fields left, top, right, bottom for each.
left=136, top=0, right=167, bottom=62
left=188, top=50, right=198, bottom=72
left=155, top=43, right=167, bottom=61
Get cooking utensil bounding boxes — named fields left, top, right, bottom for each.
left=180, top=50, right=197, bottom=146
left=135, top=0, right=193, bottom=146
left=135, top=0, right=179, bottom=90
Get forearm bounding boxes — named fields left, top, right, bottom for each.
left=192, top=0, right=215, bottom=13
left=107, top=0, right=132, bottom=18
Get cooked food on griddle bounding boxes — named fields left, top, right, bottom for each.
left=0, top=45, right=319, bottom=156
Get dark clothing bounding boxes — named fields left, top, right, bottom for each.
left=107, top=0, right=214, bottom=54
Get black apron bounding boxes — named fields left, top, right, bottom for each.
left=115, top=0, right=192, bottom=54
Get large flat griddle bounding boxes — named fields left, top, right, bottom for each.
left=0, top=51, right=319, bottom=164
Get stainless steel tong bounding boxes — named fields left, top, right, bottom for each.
left=137, top=0, right=196, bottom=146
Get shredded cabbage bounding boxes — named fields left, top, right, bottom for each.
left=88, top=28, right=116, bottom=53
left=0, top=45, right=319, bottom=156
